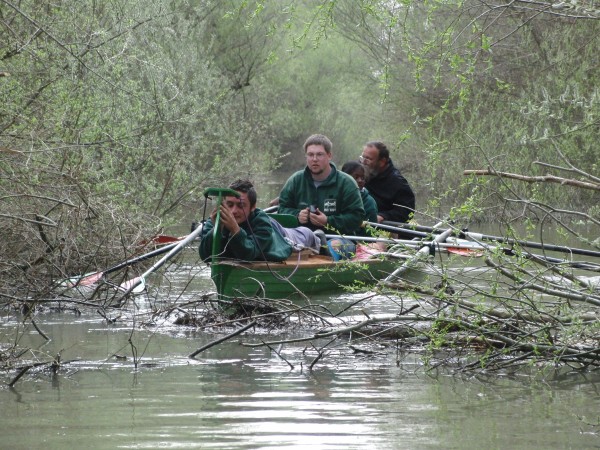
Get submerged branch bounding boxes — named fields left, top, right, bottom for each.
left=189, top=320, right=257, bottom=358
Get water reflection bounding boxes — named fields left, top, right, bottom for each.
left=2, top=312, right=600, bottom=450
left=2, top=237, right=600, bottom=449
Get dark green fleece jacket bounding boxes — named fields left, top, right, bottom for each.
left=199, top=209, right=292, bottom=262
left=278, top=163, right=364, bottom=235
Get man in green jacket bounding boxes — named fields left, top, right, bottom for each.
left=199, top=180, right=320, bottom=262
left=278, top=134, right=364, bottom=260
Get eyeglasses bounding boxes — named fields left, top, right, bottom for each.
left=306, top=152, right=328, bottom=160
left=359, top=155, right=374, bottom=163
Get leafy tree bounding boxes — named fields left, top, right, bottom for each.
left=0, top=0, right=278, bottom=296
left=234, top=0, right=600, bottom=221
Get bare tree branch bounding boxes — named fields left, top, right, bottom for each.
left=464, top=168, right=600, bottom=190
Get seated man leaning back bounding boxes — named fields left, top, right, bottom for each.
left=278, top=134, right=365, bottom=260
left=199, top=179, right=321, bottom=262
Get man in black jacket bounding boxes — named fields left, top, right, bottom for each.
left=360, top=141, right=415, bottom=223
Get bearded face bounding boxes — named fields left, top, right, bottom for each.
left=360, top=145, right=381, bottom=180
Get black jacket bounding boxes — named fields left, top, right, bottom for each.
left=365, top=159, right=415, bottom=223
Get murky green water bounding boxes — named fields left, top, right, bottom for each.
left=3, top=308, right=600, bottom=450
left=2, top=229, right=600, bottom=449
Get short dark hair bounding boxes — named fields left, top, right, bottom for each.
left=228, top=179, right=257, bottom=207
left=304, top=134, right=332, bottom=154
left=365, top=141, right=389, bottom=161
left=341, top=160, right=364, bottom=175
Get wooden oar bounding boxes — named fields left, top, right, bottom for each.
left=324, top=233, right=600, bottom=271
left=62, top=240, right=182, bottom=287
left=326, top=221, right=457, bottom=255
left=368, top=221, right=600, bottom=259
left=119, top=229, right=204, bottom=294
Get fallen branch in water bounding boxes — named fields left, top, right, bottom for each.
left=263, top=341, right=295, bottom=370
left=8, top=354, right=71, bottom=387
left=189, top=320, right=257, bottom=358
left=30, top=319, right=50, bottom=341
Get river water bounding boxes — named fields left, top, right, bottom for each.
left=2, top=245, right=600, bottom=450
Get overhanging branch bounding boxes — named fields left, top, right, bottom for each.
left=464, top=169, right=600, bottom=191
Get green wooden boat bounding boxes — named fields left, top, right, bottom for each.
left=210, top=253, right=403, bottom=300
left=202, top=187, right=415, bottom=300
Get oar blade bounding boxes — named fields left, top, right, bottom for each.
left=76, top=271, right=104, bottom=286
left=447, top=247, right=484, bottom=257
left=59, top=271, right=103, bottom=288
left=119, top=276, right=145, bottom=293
left=139, top=235, right=184, bottom=245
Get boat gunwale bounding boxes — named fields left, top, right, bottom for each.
left=210, top=253, right=409, bottom=270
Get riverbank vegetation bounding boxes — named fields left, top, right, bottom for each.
left=1, top=1, right=599, bottom=378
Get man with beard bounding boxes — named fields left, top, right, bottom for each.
left=360, top=141, right=415, bottom=223
left=278, top=134, right=364, bottom=260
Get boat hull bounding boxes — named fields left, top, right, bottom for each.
left=210, top=254, right=405, bottom=300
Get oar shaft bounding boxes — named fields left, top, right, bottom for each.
left=120, top=187, right=239, bottom=294
left=119, top=223, right=205, bottom=294
left=384, top=227, right=453, bottom=282
left=263, top=205, right=278, bottom=214
left=369, top=221, right=600, bottom=259
left=463, top=232, right=600, bottom=258
left=326, top=234, right=418, bottom=245
left=325, top=234, right=486, bottom=251
left=326, top=233, right=600, bottom=270
left=365, top=221, right=431, bottom=238
left=379, top=220, right=443, bottom=234
left=66, top=239, right=184, bottom=287
left=104, top=241, right=180, bottom=275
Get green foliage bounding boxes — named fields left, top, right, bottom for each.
left=3, top=0, right=600, bottom=296
left=0, top=0, right=281, bottom=293
left=447, top=186, right=485, bottom=223
left=2, top=0, right=280, bottom=214
left=418, top=11, right=600, bottom=219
